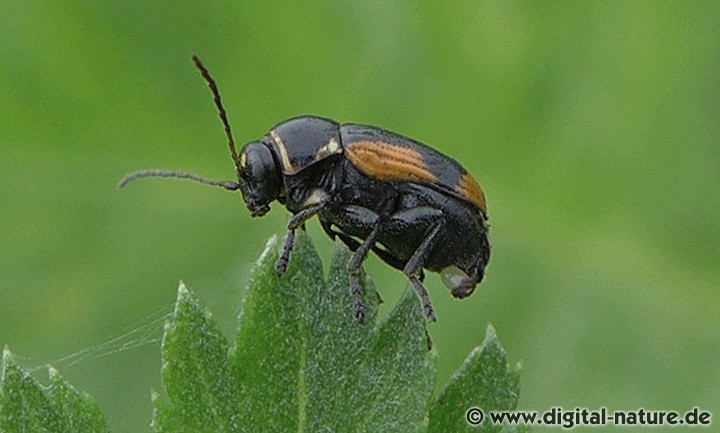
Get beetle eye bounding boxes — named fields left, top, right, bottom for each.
left=242, top=155, right=257, bottom=180
left=239, top=142, right=275, bottom=183
left=236, top=141, right=281, bottom=214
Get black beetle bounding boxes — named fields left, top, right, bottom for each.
left=120, top=56, right=490, bottom=322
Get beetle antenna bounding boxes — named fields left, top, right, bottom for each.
left=191, top=55, right=240, bottom=167
left=117, top=169, right=240, bottom=191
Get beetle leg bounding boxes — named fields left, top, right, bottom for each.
left=347, top=222, right=382, bottom=323
left=323, top=217, right=409, bottom=274
left=383, top=206, right=439, bottom=282
left=402, top=218, right=445, bottom=322
left=321, top=218, right=387, bottom=306
left=330, top=205, right=381, bottom=322
left=276, top=203, right=324, bottom=275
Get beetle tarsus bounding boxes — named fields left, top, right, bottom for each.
left=351, top=276, right=366, bottom=323
left=276, top=230, right=295, bottom=276
left=353, top=303, right=366, bottom=323
left=410, top=276, right=437, bottom=322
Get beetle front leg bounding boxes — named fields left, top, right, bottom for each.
left=276, top=203, right=324, bottom=275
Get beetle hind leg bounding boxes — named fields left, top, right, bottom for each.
left=383, top=207, right=444, bottom=321
left=402, top=219, right=445, bottom=322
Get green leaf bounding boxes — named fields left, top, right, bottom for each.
left=0, top=347, right=109, bottom=433
left=230, top=234, right=323, bottom=431
left=301, top=245, right=435, bottom=432
left=151, top=283, right=240, bottom=433
left=153, top=232, right=522, bottom=433
left=1, top=233, right=523, bottom=432
left=429, top=325, right=522, bottom=433
left=153, top=232, right=438, bottom=432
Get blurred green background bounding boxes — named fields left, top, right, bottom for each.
left=2, top=2, right=718, bottom=432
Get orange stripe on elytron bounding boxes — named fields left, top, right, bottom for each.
left=345, top=140, right=438, bottom=184
left=456, top=172, right=487, bottom=212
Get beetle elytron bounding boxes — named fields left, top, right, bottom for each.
left=120, top=56, right=491, bottom=322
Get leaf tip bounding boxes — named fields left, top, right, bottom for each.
left=483, top=323, right=499, bottom=346
left=1, top=350, right=8, bottom=383
left=1, top=345, right=12, bottom=369
left=177, top=280, right=189, bottom=299
left=2, top=344, right=10, bottom=357
left=47, top=365, right=60, bottom=380
left=175, top=280, right=199, bottom=310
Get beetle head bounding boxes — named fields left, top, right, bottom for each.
left=236, top=141, right=281, bottom=217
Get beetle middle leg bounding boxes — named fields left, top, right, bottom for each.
left=334, top=205, right=383, bottom=322
left=277, top=203, right=324, bottom=275
left=347, top=223, right=383, bottom=322
left=321, top=218, right=391, bottom=307
left=321, top=218, right=409, bottom=276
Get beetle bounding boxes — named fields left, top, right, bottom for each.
left=119, top=56, right=491, bottom=322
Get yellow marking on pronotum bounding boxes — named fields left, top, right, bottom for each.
left=456, top=172, right=486, bottom=212
left=315, top=137, right=341, bottom=161
left=270, top=129, right=294, bottom=173
left=346, top=140, right=438, bottom=184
